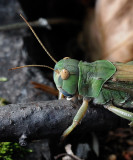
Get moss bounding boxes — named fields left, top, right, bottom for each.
left=0, top=142, right=32, bottom=160
left=0, top=98, right=32, bottom=160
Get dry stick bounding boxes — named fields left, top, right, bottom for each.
left=61, top=144, right=82, bottom=160
left=54, top=153, right=82, bottom=160
left=31, top=81, right=58, bottom=96
left=0, top=99, right=129, bottom=143
left=0, top=18, right=79, bottom=31
left=0, top=20, right=45, bottom=31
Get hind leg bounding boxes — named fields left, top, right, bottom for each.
left=104, top=105, right=133, bottom=126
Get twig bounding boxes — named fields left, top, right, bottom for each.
left=0, top=99, right=129, bottom=143
left=0, top=18, right=80, bottom=31
left=61, top=144, right=82, bottom=160
left=54, top=153, right=82, bottom=160
left=31, top=81, right=58, bottom=96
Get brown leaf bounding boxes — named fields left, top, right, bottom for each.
left=96, top=0, right=133, bottom=62
left=81, top=0, right=133, bottom=62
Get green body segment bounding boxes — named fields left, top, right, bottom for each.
left=78, top=60, right=133, bottom=107
left=93, top=87, right=130, bottom=106
left=53, top=58, right=133, bottom=141
left=54, top=59, right=133, bottom=107
left=78, top=60, right=116, bottom=98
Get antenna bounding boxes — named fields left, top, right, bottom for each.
left=20, top=14, right=57, bottom=63
left=9, top=65, right=59, bottom=73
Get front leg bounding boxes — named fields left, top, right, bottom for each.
left=61, top=98, right=90, bottom=142
left=104, top=105, right=133, bottom=126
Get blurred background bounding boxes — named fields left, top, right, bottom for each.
left=0, top=0, right=133, bottom=159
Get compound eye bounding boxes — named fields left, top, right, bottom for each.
left=60, top=69, right=70, bottom=80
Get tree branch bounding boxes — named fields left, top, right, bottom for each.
left=0, top=99, right=129, bottom=144
left=0, top=18, right=79, bottom=31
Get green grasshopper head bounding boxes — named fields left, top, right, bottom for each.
left=54, top=58, right=79, bottom=97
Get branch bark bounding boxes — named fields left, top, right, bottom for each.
left=0, top=99, right=130, bottom=144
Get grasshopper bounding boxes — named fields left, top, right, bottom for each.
left=10, top=14, right=133, bottom=141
